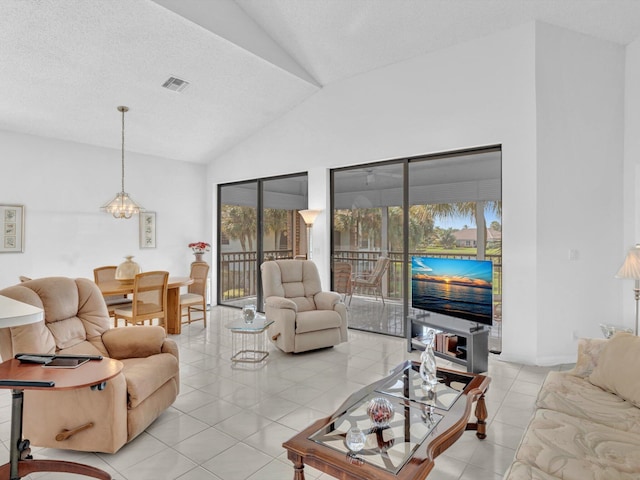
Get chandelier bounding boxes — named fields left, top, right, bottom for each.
left=101, top=106, right=144, bottom=219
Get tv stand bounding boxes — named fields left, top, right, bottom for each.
left=408, top=314, right=489, bottom=374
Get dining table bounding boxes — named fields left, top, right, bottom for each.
left=98, top=276, right=193, bottom=334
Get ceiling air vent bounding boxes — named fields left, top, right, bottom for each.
left=162, top=76, right=190, bottom=93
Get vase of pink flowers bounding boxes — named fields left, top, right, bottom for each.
left=189, top=242, right=210, bottom=263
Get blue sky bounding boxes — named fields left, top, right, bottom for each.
left=435, top=211, right=501, bottom=230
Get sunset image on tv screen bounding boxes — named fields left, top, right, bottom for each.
left=411, top=256, right=493, bottom=325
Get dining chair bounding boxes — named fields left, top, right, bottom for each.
left=114, top=271, right=169, bottom=329
left=349, top=256, right=391, bottom=305
left=180, top=262, right=209, bottom=327
left=93, top=265, right=132, bottom=327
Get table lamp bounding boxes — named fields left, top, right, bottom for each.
left=299, top=209, right=321, bottom=260
left=0, top=295, right=44, bottom=328
left=615, top=244, right=640, bottom=335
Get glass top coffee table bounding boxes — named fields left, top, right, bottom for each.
left=225, top=314, right=274, bottom=364
left=283, top=360, right=490, bottom=479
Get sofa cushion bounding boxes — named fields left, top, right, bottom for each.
left=121, top=354, right=179, bottom=409
left=514, top=408, right=640, bottom=480
left=504, top=461, right=568, bottom=480
left=571, top=337, right=607, bottom=378
left=296, top=310, right=342, bottom=334
left=537, top=371, right=640, bottom=433
left=589, top=332, right=640, bottom=408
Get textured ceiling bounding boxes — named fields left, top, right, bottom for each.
left=1, top=0, right=640, bottom=164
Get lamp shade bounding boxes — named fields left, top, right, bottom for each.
left=299, top=209, right=321, bottom=225
left=616, top=244, right=640, bottom=279
left=0, top=295, right=44, bottom=327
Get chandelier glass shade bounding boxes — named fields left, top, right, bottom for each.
left=101, top=106, right=144, bottom=219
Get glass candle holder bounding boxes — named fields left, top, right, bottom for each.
left=242, top=304, right=256, bottom=324
left=345, top=426, right=366, bottom=453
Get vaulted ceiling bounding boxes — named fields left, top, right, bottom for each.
left=2, top=0, right=640, bottom=164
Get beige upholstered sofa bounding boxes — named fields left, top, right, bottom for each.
left=503, top=333, right=640, bottom=479
left=261, top=259, right=348, bottom=353
left=0, top=277, right=179, bottom=454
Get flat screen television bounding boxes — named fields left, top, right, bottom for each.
left=411, top=256, right=493, bottom=326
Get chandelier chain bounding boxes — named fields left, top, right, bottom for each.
left=121, top=106, right=125, bottom=193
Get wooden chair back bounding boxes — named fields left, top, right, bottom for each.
left=188, top=263, right=209, bottom=297
left=130, top=271, right=169, bottom=322
left=93, top=266, right=117, bottom=284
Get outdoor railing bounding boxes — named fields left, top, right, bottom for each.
left=219, top=249, right=502, bottom=303
left=219, top=249, right=292, bottom=301
left=333, top=250, right=502, bottom=300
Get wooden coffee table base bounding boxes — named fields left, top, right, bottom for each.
left=465, top=392, right=488, bottom=439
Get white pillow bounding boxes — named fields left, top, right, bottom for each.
left=589, top=332, right=640, bottom=407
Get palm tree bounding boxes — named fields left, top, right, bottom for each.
left=455, top=201, right=502, bottom=256
left=334, top=209, right=359, bottom=249
left=264, top=209, right=289, bottom=250
left=220, top=205, right=256, bottom=251
left=439, top=228, right=457, bottom=249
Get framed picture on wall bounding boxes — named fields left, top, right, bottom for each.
left=139, top=211, right=156, bottom=249
left=0, top=204, right=24, bottom=253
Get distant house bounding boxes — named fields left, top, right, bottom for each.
left=453, top=228, right=502, bottom=248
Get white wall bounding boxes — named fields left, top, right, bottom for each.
left=207, top=23, right=542, bottom=361
left=207, top=21, right=631, bottom=365
left=535, top=23, right=626, bottom=362
left=623, top=37, right=640, bottom=324
left=0, top=131, right=207, bottom=288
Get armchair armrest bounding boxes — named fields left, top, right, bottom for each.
left=314, top=291, right=341, bottom=310
left=265, top=296, right=298, bottom=311
left=101, top=326, right=167, bottom=359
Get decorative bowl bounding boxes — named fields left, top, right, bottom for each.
left=367, top=397, right=394, bottom=428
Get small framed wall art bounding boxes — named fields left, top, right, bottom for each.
left=1, top=204, right=24, bottom=253
left=139, top=211, right=157, bottom=249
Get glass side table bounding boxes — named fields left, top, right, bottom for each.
left=226, top=314, right=274, bottom=363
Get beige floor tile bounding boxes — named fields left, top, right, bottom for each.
left=0, top=305, right=551, bottom=479
left=201, top=443, right=271, bottom=480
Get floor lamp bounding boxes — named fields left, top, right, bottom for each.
left=298, top=209, right=321, bottom=260
left=615, top=244, right=640, bottom=336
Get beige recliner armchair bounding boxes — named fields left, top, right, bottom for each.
left=261, top=260, right=347, bottom=353
left=0, top=277, right=179, bottom=454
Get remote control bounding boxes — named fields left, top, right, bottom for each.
left=15, top=355, right=52, bottom=365
left=0, top=379, right=55, bottom=388
left=53, top=354, right=103, bottom=361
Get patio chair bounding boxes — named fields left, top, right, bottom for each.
left=333, top=262, right=352, bottom=301
left=349, top=256, right=390, bottom=305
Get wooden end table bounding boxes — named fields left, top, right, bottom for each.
left=0, top=357, right=123, bottom=480
left=283, top=360, right=490, bottom=479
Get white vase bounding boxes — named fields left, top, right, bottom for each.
left=115, top=256, right=141, bottom=282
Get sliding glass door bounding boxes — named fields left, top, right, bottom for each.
left=218, top=173, right=308, bottom=309
left=332, top=162, right=405, bottom=335
left=331, top=147, right=502, bottom=346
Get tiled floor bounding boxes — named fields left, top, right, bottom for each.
left=0, top=306, right=566, bottom=480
